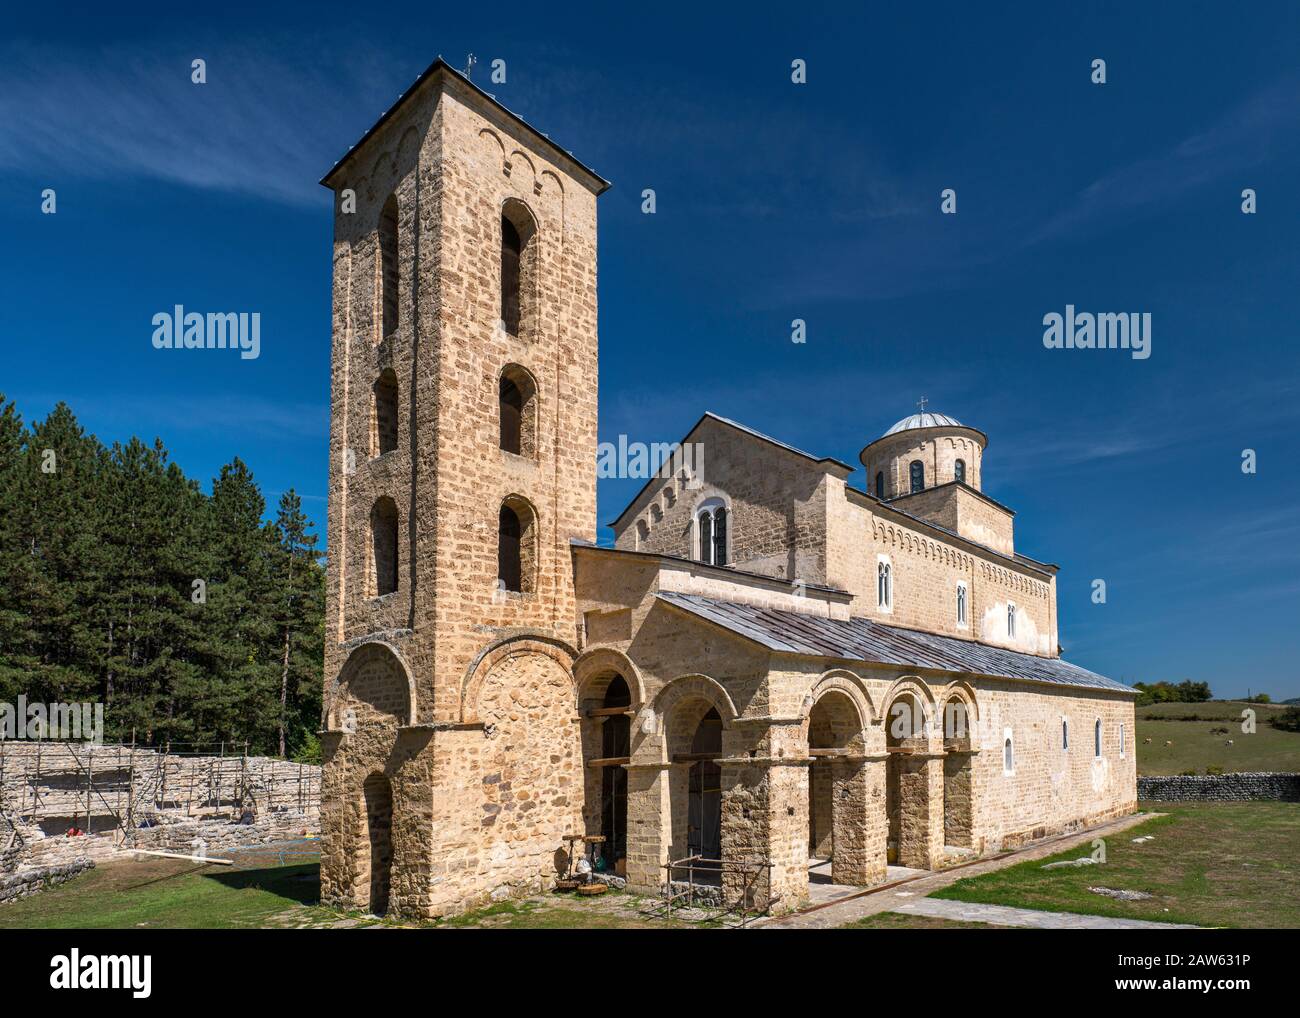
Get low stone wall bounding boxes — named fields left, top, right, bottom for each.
left=21, top=813, right=316, bottom=869
left=1138, top=772, right=1300, bottom=802
left=0, top=859, right=94, bottom=905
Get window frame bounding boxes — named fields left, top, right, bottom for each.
left=694, top=496, right=729, bottom=567
left=955, top=580, right=968, bottom=628
left=1007, top=601, right=1017, bottom=639
left=876, top=556, right=893, bottom=613
left=1002, top=727, right=1015, bottom=776
left=909, top=459, right=924, bottom=494
left=1094, top=718, right=1103, bottom=758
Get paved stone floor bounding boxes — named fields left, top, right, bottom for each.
left=807, top=859, right=927, bottom=905
left=764, top=812, right=1181, bottom=929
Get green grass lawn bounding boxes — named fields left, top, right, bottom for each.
left=1136, top=701, right=1300, bottom=775
left=932, top=802, right=1300, bottom=928
left=0, top=852, right=701, bottom=929
left=0, top=855, right=322, bottom=929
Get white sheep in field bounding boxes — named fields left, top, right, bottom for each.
left=1164, top=740, right=1174, bottom=747
left=1226, top=740, right=1234, bottom=746
left=1143, top=737, right=1152, bottom=745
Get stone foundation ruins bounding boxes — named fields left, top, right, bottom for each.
left=0, top=741, right=320, bottom=900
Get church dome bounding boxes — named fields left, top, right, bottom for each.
left=883, top=411, right=963, bottom=437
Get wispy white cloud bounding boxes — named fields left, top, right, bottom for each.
left=0, top=39, right=396, bottom=206
left=1027, top=75, right=1300, bottom=246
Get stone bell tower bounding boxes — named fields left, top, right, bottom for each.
left=317, top=59, right=609, bottom=917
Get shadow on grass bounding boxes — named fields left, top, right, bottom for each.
left=204, top=863, right=320, bottom=907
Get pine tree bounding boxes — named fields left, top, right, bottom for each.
left=273, top=490, right=324, bottom=758
left=0, top=398, right=327, bottom=753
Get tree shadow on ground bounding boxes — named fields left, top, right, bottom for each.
left=203, top=863, right=320, bottom=906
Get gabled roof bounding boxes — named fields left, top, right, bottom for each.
left=319, top=56, right=610, bottom=194
left=657, top=592, right=1133, bottom=695
left=608, top=412, right=854, bottom=530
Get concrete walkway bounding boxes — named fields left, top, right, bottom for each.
left=890, top=896, right=1197, bottom=929
left=763, top=811, right=1186, bottom=929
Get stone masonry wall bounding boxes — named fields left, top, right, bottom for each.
left=1137, top=772, right=1300, bottom=801
left=615, top=416, right=835, bottom=587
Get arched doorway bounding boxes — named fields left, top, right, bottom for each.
left=687, top=708, right=722, bottom=868
left=807, top=689, right=869, bottom=885
left=363, top=773, right=393, bottom=915
left=598, top=676, right=631, bottom=872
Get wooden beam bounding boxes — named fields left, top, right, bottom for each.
left=671, top=752, right=720, bottom=763
left=584, top=706, right=635, bottom=718
left=587, top=754, right=631, bottom=769
left=808, top=748, right=852, bottom=758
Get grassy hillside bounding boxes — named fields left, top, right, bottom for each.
left=1136, top=700, right=1300, bottom=775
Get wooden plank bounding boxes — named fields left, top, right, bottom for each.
left=585, top=756, right=630, bottom=768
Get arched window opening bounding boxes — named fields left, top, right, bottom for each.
left=499, top=363, right=540, bottom=458
left=955, top=582, right=967, bottom=626
left=369, top=497, right=398, bottom=597
left=371, top=370, right=398, bottom=456
left=500, top=201, right=537, bottom=339
left=954, top=458, right=966, bottom=484
left=696, top=499, right=728, bottom=566
left=877, top=560, right=892, bottom=610
left=501, top=215, right=521, bottom=335
left=497, top=496, right=536, bottom=595
left=1094, top=719, right=1102, bottom=758
left=1003, top=735, right=1014, bottom=774
left=875, top=471, right=885, bottom=499
left=1062, top=719, right=1069, bottom=751
left=379, top=194, right=399, bottom=340
left=1120, top=724, right=1126, bottom=757
left=909, top=459, right=924, bottom=493
left=499, top=376, right=522, bottom=454
left=1007, top=602, right=1017, bottom=638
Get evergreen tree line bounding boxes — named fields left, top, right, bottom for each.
left=0, top=395, right=324, bottom=760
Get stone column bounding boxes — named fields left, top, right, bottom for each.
left=623, top=761, right=671, bottom=893
left=896, top=753, right=945, bottom=869
left=830, top=753, right=888, bottom=886
left=719, top=756, right=808, bottom=913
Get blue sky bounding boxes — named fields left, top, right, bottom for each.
left=3, top=2, right=1298, bottom=698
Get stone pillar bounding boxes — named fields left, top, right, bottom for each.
left=719, top=756, right=808, bottom=913
left=942, top=751, right=975, bottom=848
left=624, top=762, right=671, bottom=893
left=896, top=753, right=944, bottom=869
left=830, top=754, right=888, bottom=886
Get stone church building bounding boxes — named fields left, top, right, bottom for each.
left=317, top=58, right=1137, bottom=918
